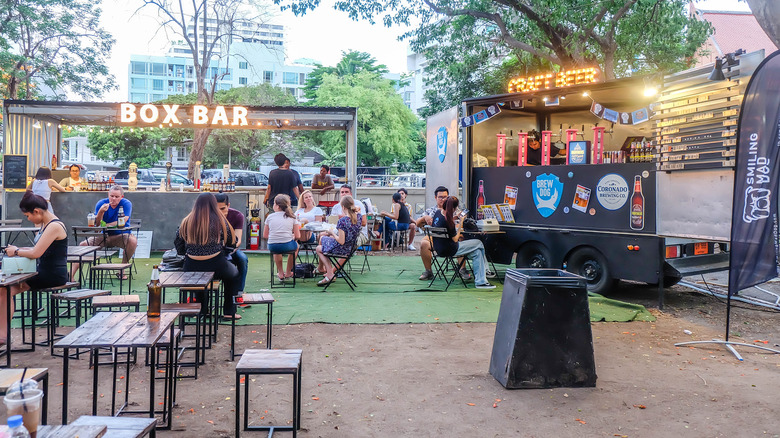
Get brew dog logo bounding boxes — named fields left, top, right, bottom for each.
left=436, top=126, right=447, bottom=163
left=596, top=174, right=629, bottom=210
left=743, top=187, right=771, bottom=223
left=532, top=173, right=563, bottom=217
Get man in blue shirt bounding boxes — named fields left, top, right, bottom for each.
left=74, top=185, right=138, bottom=279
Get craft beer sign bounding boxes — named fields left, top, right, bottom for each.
left=507, top=67, right=599, bottom=93
left=119, top=103, right=249, bottom=126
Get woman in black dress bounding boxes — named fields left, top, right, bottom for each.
left=1, top=191, right=68, bottom=344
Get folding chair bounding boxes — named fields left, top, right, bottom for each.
left=424, top=226, right=471, bottom=291
left=321, top=239, right=359, bottom=291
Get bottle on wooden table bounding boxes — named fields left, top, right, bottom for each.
left=147, top=265, right=162, bottom=317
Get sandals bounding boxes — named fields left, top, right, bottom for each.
left=284, top=272, right=295, bottom=279
left=277, top=273, right=286, bottom=282
left=223, top=314, right=242, bottom=320
left=317, top=277, right=333, bottom=287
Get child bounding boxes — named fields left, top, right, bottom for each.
left=28, top=166, right=66, bottom=213
left=264, top=194, right=301, bottom=281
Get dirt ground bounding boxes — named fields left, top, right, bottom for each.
left=3, top=281, right=780, bottom=438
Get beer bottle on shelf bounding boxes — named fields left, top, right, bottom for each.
left=630, top=176, right=644, bottom=230
left=476, top=179, right=486, bottom=220
left=147, top=265, right=162, bottom=317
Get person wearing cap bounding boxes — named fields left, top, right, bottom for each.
left=526, top=129, right=566, bottom=165
left=264, top=153, right=300, bottom=208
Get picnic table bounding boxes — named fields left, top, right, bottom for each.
left=53, top=311, right=179, bottom=429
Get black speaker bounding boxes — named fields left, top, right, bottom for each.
left=489, top=269, right=597, bottom=389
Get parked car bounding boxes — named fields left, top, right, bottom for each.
left=114, top=169, right=193, bottom=188
left=201, top=169, right=268, bottom=186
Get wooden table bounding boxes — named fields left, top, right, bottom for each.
left=67, top=245, right=100, bottom=286
left=36, top=424, right=106, bottom=438
left=53, top=312, right=179, bottom=429
left=0, top=367, right=49, bottom=425
left=1, top=272, right=38, bottom=367
left=0, top=225, right=39, bottom=246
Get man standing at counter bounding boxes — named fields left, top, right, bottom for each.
left=74, top=185, right=138, bottom=279
left=59, top=164, right=85, bottom=191
left=526, top=130, right=566, bottom=165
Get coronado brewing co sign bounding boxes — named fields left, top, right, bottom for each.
left=729, top=50, right=780, bottom=295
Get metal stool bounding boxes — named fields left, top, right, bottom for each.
left=269, top=250, right=296, bottom=288
left=230, top=293, right=274, bottom=361
left=161, top=303, right=203, bottom=377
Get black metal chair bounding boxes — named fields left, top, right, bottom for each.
left=424, top=226, right=471, bottom=290
left=321, top=238, right=360, bottom=291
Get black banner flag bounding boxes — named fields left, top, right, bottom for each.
left=729, top=50, right=780, bottom=295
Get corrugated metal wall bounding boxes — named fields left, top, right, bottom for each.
left=4, top=113, right=59, bottom=175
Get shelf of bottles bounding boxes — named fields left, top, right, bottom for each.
left=653, top=59, right=745, bottom=171
left=85, top=177, right=116, bottom=191
left=202, top=178, right=237, bottom=193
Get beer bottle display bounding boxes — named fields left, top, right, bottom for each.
left=630, top=176, right=644, bottom=230
left=147, top=265, right=162, bottom=317
left=476, top=180, right=486, bottom=220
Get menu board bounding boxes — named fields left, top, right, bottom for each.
left=3, top=155, right=28, bottom=189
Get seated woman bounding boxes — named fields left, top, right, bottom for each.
left=175, top=192, right=242, bottom=320
left=431, top=196, right=496, bottom=289
left=295, top=190, right=324, bottom=247
left=379, top=192, right=411, bottom=249
left=264, top=194, right=301, bottom=281
left=315, top=195, right=363, bottom=286
left=1, top=191, right=68, bottom=345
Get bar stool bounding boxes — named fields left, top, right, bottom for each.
left=90, top=263, right=132, bottom=293
left=269, top=250, right=296, bottom=288
left=50, top=288, right=110, bottom=356
left=161, top=302, right=203, bottom=377
left=235, top=349, right=302, bottom=438
left=230, top=293, right=274, bottom=361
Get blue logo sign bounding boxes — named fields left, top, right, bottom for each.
left=532, top=173, right=563, bottom=217
left=436, top=126, right=447, bottom=163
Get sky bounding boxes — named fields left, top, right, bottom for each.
left=100, top=0, right=750, bottom=102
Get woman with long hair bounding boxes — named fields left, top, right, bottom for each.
left=431, top=196, right=495, bottom=289
left=295, top=190, right=323, bottom=245
left=315, top=195, right=363, bottom=286
left=1, top=191, right=69, bottom=344
left=264, top=194, right=301, bottom=281
left=28, top=166, right=66, bottom=212
left=379, top=192, right=411, bottom=249
left=174, top=192, right=242, bottom=319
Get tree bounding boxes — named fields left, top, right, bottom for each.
left=302, top=50, right=389, bottom=99
left=311, top=71, right=419, bottom=167
left=0, top=0, right=115, bottom=100
left=140, top=0, right=272, bottom=178
left=86, top=128, right=167, bottom=168
left=744, top=0, right=780, bottom=49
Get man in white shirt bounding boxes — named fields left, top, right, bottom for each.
left=331, top=184, right=369, bottom=246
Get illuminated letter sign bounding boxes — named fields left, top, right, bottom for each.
left=118, top=103, right=249, bottom=126
left=507, top=67, right=599, bottom=93
left=162, top=105, right=180, bottom=124
left=193, top=105, right=209, bottom=124
left=120, top=103, right=136, bottom=123
left=139, top=104, right=159, bottom=123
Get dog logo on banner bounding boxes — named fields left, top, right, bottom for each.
left=743, top=187, right=772, bottom=223
left=532, top=173, right=563, bottom=218
left=436, top=126, right=448, bottom=163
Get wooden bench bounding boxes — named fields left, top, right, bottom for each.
left=0, top=368, right=48, bottom=425
left=230, top=293, right=274, bottom=361
left=71, top=415, right=157, bottom=437
left=235, top=349, right=302, bottom=438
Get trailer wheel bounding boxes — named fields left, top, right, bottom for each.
left=566, top=247, right=613, bottom=295
left=515, top=242, right=552, bottom=269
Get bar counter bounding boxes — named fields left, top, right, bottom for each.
left=4, top=190, right=250, bottom=250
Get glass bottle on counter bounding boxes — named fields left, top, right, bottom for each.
left=476, top=180, right=485, bottom=220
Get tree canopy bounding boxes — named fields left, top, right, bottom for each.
left=86, top=128, right=167, bottom=168
left=0, top=0, right=115, bottom=100
left=302, top=50, right=389, bottom=99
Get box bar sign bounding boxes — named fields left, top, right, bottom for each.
left=120, top=103, right=249, bottom=127
left=507, top=67, right=600, bottom=94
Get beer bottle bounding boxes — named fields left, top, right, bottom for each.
left=117, top=206, right=126, bottom=227
left=630, top=176, right=644, bottom=230
left=476, top=180, right=486, bottom=220
left=147, top=265, right=162, bottom=317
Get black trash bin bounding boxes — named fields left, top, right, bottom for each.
left=489, top=268, right=597, bottom=389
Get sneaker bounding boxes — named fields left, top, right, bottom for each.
left=476, top=283, right=496, bottom=289
left=459, top=269, right=473, bottom=281
left=486, top=270, right=497, bottom=279
left=407, top=244, right=417, bottom=251
left=238, top=303, right=252, bottom=308
left=419, top=270, right=434, bottom=281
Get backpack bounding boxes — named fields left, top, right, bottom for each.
left=294, top=263, right=316, bottom=278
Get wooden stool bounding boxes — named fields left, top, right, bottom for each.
left=50, top=289, right=110, bottom=356
left=71, top=416, right=157, bottom=437
left=230, top=293, right=274, bottom=361
left=147, top=328, right=182, bottom=408
left=161, top=303, right=203, bottom=377
left=17, top=282, right=80, bottom=349
left=269, top=250, right=296, bottom=288
left=90, top=263, right=132, bottom=293
left=180, top=280, right=221, bottom=346
left=91, top=294, right=141, bottom=312
left=235, top=349, right=302, bottom=438
left=0, top=368, right=48, bottom=425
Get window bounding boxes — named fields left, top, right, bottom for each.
left=299, top=73, right=306, bottom=85
left=130, top=93, right=147, bottom=102
left=283, top=72, right=297, bottom=85
left=152, top=79, right=164, bottom=91
left=239, top=62, right=248, bottom=69
left=130, top=78, right=146, bottom=89
left=151, top=63, right=165, bottom=76
left=239, top=77, right=248, bottom=85
left=263, top=71, right=273, bottom=83
left=285, top=87, right=296, bottom=96
left=131, top=61, right=147, bottom=75
left=152, top=94, right=166, bottom=101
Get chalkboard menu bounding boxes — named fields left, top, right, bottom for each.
left=3, top=155, right=28, bottom=189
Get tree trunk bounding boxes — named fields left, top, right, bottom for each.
left=746, top=0, right=780, bottom=49
left=188, top=128, right=212, bottom=178
left=602, top=49, right=616, bottom=80
left=7, top=74, right=19, bottom=99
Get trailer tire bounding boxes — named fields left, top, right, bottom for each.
left=566, top=247, right=613, bottom=295
left=515, top=242, right=552, bottom=269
